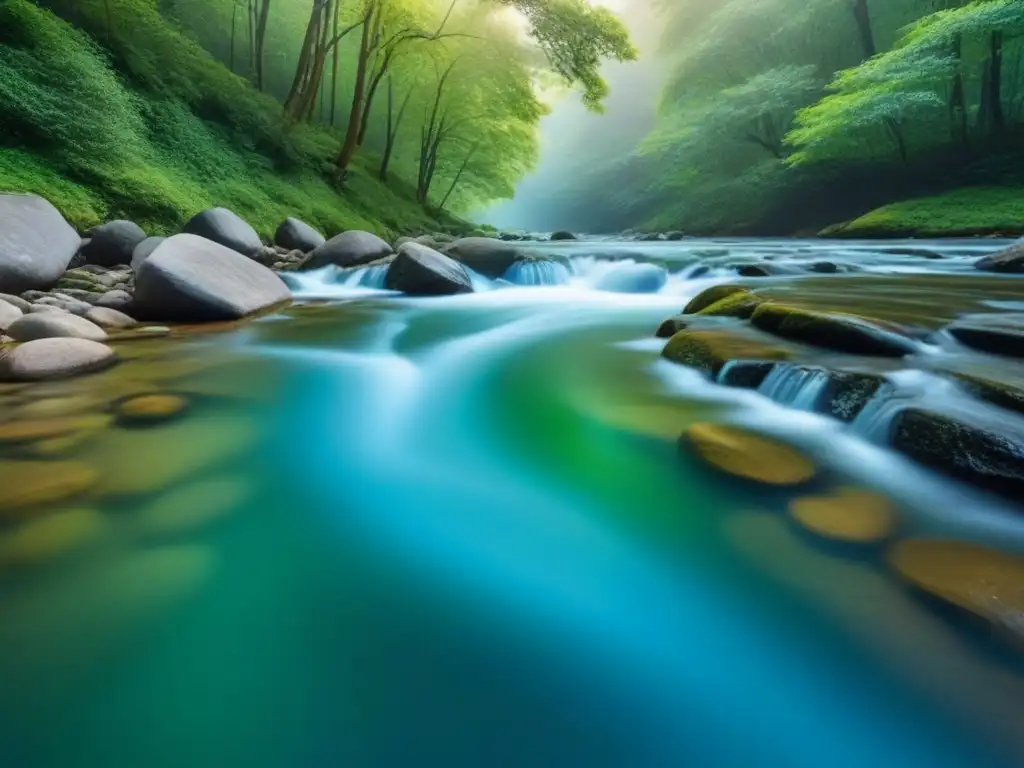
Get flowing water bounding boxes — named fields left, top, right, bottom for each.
left=2, top=238, right=1024, bottom=767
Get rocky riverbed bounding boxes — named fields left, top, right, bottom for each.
left=3, top=194, right=1024, bottom=767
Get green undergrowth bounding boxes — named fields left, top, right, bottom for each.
left=822, top=187, right=1024, bottom=239
left=0, top=0, right=460, bottom=239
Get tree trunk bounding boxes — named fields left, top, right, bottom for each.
left=335, top=7, right=375, bottom=182
left=358, top=54, right=394, bottom=145
left=330, top=0, right=340, bottom=126
left=230, top=1, right=238, bottom=73
left=248, top=0, right=257, bottom=76
left=379, top=79, right=411, bottom=181
left=949, top=33, right=968, bottom=150
left=439, top=140, right=480, bottom=210
left=851, top=0, right=875, bottom=60
left=254, top=0, right=272, bottom=90
left=284, top=2, right=322, bottom=118
left=990, top=30, right=1005, bottom=135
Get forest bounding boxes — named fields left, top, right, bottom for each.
left=521, top=0, right=1024, bottom=236
left=0, top=0, right=632, bottom=238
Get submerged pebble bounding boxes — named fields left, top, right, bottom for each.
left=788, top=487, right=896, bottom=543
left=0, top=507, right=104, bottom=567
left=682, top=423, right=816, bottom=486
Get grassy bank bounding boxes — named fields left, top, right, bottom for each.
left=821, top=187, right=1024, bottom=239
left=0, top=0, right=462, bottom=240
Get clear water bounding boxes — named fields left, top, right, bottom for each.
left=3, top=238, right=1024, bottom=768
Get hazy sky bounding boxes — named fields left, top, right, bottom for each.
left=480, top=0, right=661, bottom=231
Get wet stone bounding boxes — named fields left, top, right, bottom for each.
left=115, top=394, right=189, bottom=425
left=682, top=423, right=817, bottom=486
left=0, top=461, right=98, bottom=516
left=789, top=488, right=896, bottom=543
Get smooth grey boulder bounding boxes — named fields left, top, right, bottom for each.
left=975, top=243, right=1024, bottom=273
left=443, top=237, right=522, bottom=278
left=183, top=207, right=263, bottom=258
left=0, top=194, right=81, bottom=293
left=0, top=299, right=23, bottom=331
left=304, top=230, right=392, bottom=270
left=133, top=234, right=291, bottom=322
left=274, top=217, right=325, bottom=253
left=0, top=338, right=117, bottom=381
left=96, top=290, right=134, bottom=310
left=81, top=220, right=147, bottom=267
left=0, top=293, right=31, bottom=313
left=385, top=242, right=473, bottom=296
left=132, top=236, right=166, bottom=271
left=85, top=306, right=137, bottom=329
left=7, top=310, right=107, bottom=341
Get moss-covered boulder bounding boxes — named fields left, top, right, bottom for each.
left=682, top=285, right=750, bottom=315
left=662, top=329, right=790, bottom=378
left=682, top=422, right=817, bottom=486
left=696, top=291, right=768, bottom=319
left=0, top=461, right=98, bottom=516
left=818, top=370, right=887, bottom=422
left=889, top=539, right=1024, bottom=636
left=951, top=372, right=1024, bottom=416
left=890, top=409, right=1024, bottom=499
left=946, top=314, right=1024, bottom=358
left=789, top=488, right=896, bottom=543
left=751, top=303, right=918, bottom=357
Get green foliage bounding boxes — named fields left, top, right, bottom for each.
left=497, top=0, right=637, bottom=111
left=825, top=186, right=1024, bottom=237
left=0, top=0, right=462, bottom=237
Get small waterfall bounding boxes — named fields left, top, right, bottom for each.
left=756, top=366, right=831, bottom=411
left=340, top=264, right=390, bottom=289
left=504, top=259, right=571, bottom=286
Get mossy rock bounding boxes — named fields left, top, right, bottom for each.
left=946, top=315, right=1024, bottom=359
left=0, top=414, right=110, bottom=444
left=0, top=461, right=98, bottom=516
left=696, top=291, right=767, bottom=319
left=889, top=539, right=1024, bottom=636
left=662, top=329, right=789, bottom=378
left=951, top=372, right=1024, bottom=417
left=682, top=422, right=817, bottom=486
left=818, top=370, right=887, bottom=422
left=751, top=303, right=918, bottom=357
left=656, top=316, right=688, bottom=339
left=890, top=409, right=1024, bottom=499
left=55, top=278, right=102, bottom=293
left=682, top=285, right=750, bottom=315
left=789, top=488, right=896, bottom=543
left=0, top=507, right=104, bottom=567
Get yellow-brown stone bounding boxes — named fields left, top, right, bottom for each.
left=0, top=461, right=98, bottom=516
left=788, top=487, right=896, bottom=543
left=115, top=393, right=189, bottom=424
left=684, top=423, right=816, bottom=486
left=889, top=539, right=1024, bottom=631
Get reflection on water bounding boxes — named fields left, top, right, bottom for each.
left=1, top=239, right=1024, bottom=767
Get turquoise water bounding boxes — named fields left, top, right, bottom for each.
left=2, top=240, right=1024, bottom=767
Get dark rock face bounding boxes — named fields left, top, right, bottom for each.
left=131, top=237, right=167, bottom=271
left=0, top=194, right=81, bottom=293
left=274, top=217, right=325, bottom=253
left=384, top=242, right=473, bottom=296
left=656, top=316, right=688, bottom=338
left=810, top=261, right=839, bottom=274
left=975, top=243, right=1024, bottom=273
left=717, top=360, right=776, bottom=389
left=304, top=230, right=392, bottom=270
left=947, top=314, right=1024, bottom=358
left=549, top=231, right=577, bottom=241
left=80, top=220, right=147, bottom=267
left=891, top=409, right=1024, bottom=500
left=751, top=304, right=918, bottom=357
left=817, top=370, right=886, bottom=422
left=444, top=237, right=522, bottom=278
left=183, top=207, right=263, bottom=258
left=132, top=234, right=291, bottom=322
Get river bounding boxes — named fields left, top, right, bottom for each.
left=1, top=237, right=1023, bottom=767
